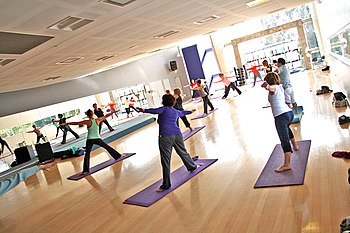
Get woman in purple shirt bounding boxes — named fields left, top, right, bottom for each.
left=137, top=94, right=198, bottom=192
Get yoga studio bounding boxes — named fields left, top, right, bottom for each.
left=0, top=0, right=349, bottom=232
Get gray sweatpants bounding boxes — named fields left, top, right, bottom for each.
left=158, top=134, right=197, bottom=189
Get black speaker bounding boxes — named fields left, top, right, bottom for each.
left=35, top=142, right=54, bottom=163
left=169, top=61, right=177, bottom=71
left=14, top=146, right=34, bottom=165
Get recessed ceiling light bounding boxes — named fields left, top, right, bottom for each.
left=129, top=45, right=139, bottom=49
left=48, top=16, right=93, bottom=31
left=246, top=0, right=270, bottom=7
left=0, top=58, right=16, bottom=66
left=40, top=76, right=61, bottom=82
left=93, top=55, right=115, bottom=62
left=154, top=30, right=180, bottom=39
left=56, top=57, right=84, bottom=65
left=193, top=15, right=220, bottom=25
left=101, top=0, right=136, bottom=7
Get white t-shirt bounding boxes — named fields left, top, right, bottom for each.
left=268, top=84, right=291, bottom=117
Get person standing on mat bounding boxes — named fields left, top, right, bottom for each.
left=277, top=58, right=298, bottom=114
left=173, top=88, right=193, bottom=132
left=52, top=114, right=80, bottom=144
left=63, top=109, right=122, bottom=174
left=193, top=79, right=215, bottom=116
left=0, top=136, right=13, bottom=155
left=93, top=103, right=115, bottom=133
left=26, top=124, right=46, bottom=143
left=261, top=72, right=299, bottom=172
left=218, top=73, right=242, bottom=99
left=137, top=94, right=198, bottom=192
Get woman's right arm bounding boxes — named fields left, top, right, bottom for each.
left=65, top=119, right=90, bottom=126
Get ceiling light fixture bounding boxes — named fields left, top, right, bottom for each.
left=246, top=0, right=270, bottom=7
left=40, top=76, right=61, bottom=82
left=48, top=16, right=93, bottom=31
left=101, top=0, right=136, bottom=7
left=93, top=55, right=115, bottom=62
left=154, top=30, right=180, bottom=39
left=56, top=57, right=84, bottom=65
left=0, top=58, right=16, bottom=66
left=193, top=15, right=220, bottom=25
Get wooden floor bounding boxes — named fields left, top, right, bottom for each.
left=0, top=69, right=349, bottom=233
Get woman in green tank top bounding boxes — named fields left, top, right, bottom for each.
left=64, top=109, right=121, bottom=174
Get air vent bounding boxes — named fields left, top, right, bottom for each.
left=154, top=30, right=180, bottom=39
left=93, top=55, right=115, bottom=62
left=101, top=0, right=136, bottom=7
left=56, top=57, right=84, bottom=65
left=193, top=15, right=220, bottom=25
left=40, top=76, right=61, bottom=82
left=48, top=16, right=93, bottom=31
left=0, top=59, right=16, bottom=66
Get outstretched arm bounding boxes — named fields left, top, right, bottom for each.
left=96, top=110, right=119, bottom=123
left=64, top=119, right=90, bottom=126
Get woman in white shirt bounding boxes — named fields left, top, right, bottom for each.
left=261, top=72, right=299, bottom=172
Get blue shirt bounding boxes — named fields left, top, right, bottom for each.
left=144, top=106, right=192, bottom=137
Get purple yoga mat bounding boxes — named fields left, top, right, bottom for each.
left=254, top=140, right=311, bottom=188
left=67, top=153, right=136, bottom=181
left=191, top=108, right=218, bottom=120
left=123, top=157, right=218, bottom=207
left=182, top=126, right=205, bottom=141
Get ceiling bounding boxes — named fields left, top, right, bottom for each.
left=0, top=0, right=312, bottom=93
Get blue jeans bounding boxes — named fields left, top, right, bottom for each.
left=274, top=111, right=294, bottom=153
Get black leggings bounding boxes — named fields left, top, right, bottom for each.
left=83, top=138, right=121, bottom=172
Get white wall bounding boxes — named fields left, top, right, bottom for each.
left=0, top=47, right=189, bottom=117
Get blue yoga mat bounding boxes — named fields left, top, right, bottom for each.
left=191, top=108, right=218, bottom=120
left=67, top=153, right=136, bottom=180
left=254, top=140, right=311, bottom=188
left=291, top=106, right=304, bottom=124
left=182, top=126, right=205, bottom=141
left=123, top=157, right=218, bottom=207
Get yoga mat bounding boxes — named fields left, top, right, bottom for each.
left=124, top=158, right=218, bottom=207
left=291, top=106, right=304, bottom=124
left=67, top=153, right=136, bottom=180
left=191, top=108, right=218, bottom=120
left=182, top=126, right=205, bottom=141
left=254, top=140, right=311, bottom=188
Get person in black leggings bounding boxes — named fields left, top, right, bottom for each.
left=93, top=103, right=115, bottom=133
left=0, top=136, right=13, bottom=155
left=52, top=114, right=80, bottom=144
left=173, top=88, right=193, bottom=131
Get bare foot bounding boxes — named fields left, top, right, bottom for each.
left=274, top=165, right=291, bottom=172
left=39, top=161, right=56, bottom=171
left=189, top=127, right=194, bottom=132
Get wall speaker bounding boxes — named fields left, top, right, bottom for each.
left=169, top=61, right=177, bottom=71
